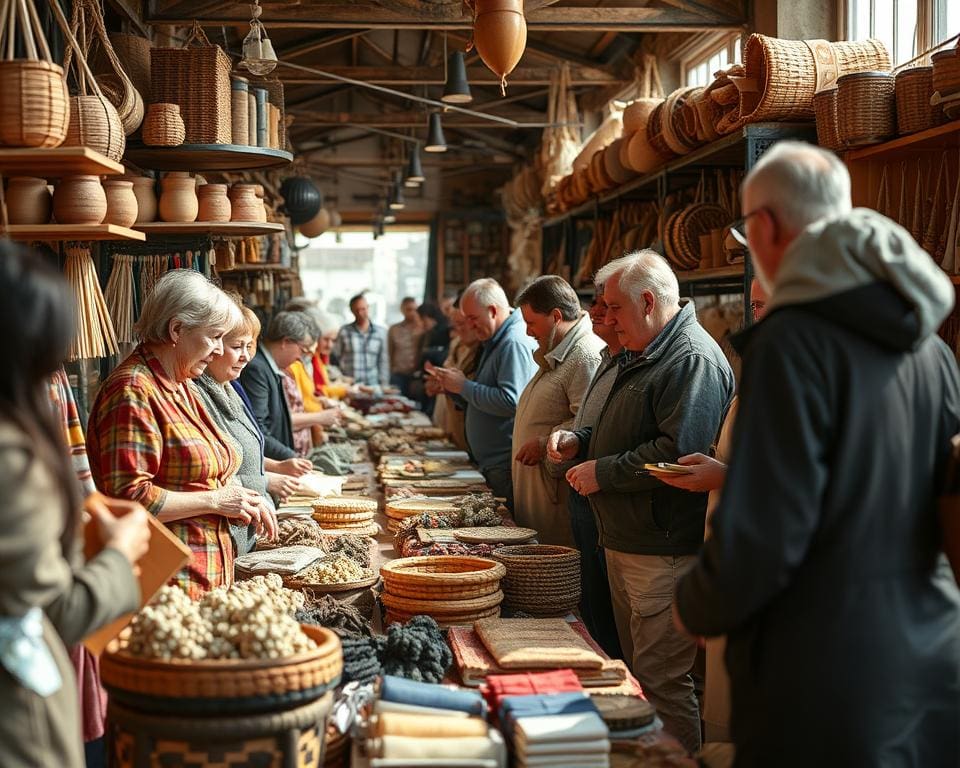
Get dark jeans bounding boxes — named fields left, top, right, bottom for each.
left=390, top=372, right=414, bottom=398
left=482, top=463, right=515, bottom=513
left=569, top=490, right=623, bottom=660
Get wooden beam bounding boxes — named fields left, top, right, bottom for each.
left=147, top=6, right=745, bottom=32
left=283, top=30, right=369, bottom=60
left=291, top=108, right=548, bottom=128
left=104, top=0, right=149, bottom=37
left=588, top=32, right=620, bottom=59
left=277, top=65, right=622, bottom=87
left=300, top=155, right=515, bottom=167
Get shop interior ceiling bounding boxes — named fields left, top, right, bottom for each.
left=134, top=0, right=747, bottom=217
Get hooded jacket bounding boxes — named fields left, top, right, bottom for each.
left=676, top=209, right=960, bottom=768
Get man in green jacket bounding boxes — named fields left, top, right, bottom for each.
left=549, top=250, right=734, bottom=753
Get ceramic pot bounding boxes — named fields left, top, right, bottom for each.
left=197, top=183, right=232, bottom=222
left=102, top=180, right=138, bottom=228
left=159, top=174, right=198, bottom=222
left=6, top=176, right=52, bottom=225
left=230, top=184, right=264, bottom=222
left=126, top=176, right=157, bottom=223
left=53, top=175, right=107, bottom=225
left=299, top=207, right=331, bottom=238
left=473, top=0, right=527, bottom=85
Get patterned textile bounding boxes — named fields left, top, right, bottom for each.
left=282, top=370, right=313, bottom=457
left=87, top=344, right=240, bottom=599
left=47, top=368, right=95, bottom=496
left=333, top=322, right=389, bottom=386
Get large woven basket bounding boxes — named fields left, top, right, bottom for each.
left=150, top=22, right=232, bottom=144
left=813, top=88, right=842, bottom=151
left=896, top=66, right=943, bottom=135
left=100, top=625, right=342, bottom=706
left=109, top=33, right=152, bottom=102
left=737, top=34, right=891, bottom=125
left=64, top=94, right=126, bottom=162
left=645, top=101, right=678, bottom=162
left=0, top=60, right=70, bottom=148
left=380, top=555, right=505, bottom=600
left=492, top=545, right=580, bottom=616
left=932, top=43, right=960, bottom=97
left=837, top=71, right=896, bottom=147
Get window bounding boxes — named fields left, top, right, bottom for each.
left=684, top=36, right=741, bottom=88
left=846, top=0, right=959, bottom=66
left=934, top=0, right=960, bottom=46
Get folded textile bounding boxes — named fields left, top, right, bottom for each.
left=483, top=669, right=583, bottom=715
left=514, top=712, right=608, bottom=745
left=475, top=618, right=605, bottom=670
left=374, top=700, right=474, bottom=719
left=371, top=734, right=503, bottom=761
left=499, top=692, right=596, bottom=726
left=372, top=712, right=490, bottom=739
left=517, top=738, right=610, bottom=756
left=379, top=675, right=487, bottom=717
left=371, top=761, right=498, bottom=768
left=516, top=756, right=609, bottom=768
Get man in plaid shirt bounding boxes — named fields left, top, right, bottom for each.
left=333, top=293, right=389, bottom=387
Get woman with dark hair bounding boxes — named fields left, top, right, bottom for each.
left=412, top=301, right=451, bottom=414
left=0, top=241, right=149, bottom=767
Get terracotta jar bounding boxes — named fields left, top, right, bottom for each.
left=124, top=175, right=157, bottom=223
left=197, top=183, right=232, bottom=222
left=229, top=184, right=264, bottom=222
left=53, top=175, right=107, bottom=225
left=159, top=174, right=199, bottom=223
left=5, top=177, right=52, bottom=225
left=102, top=180, right=138, bottom=228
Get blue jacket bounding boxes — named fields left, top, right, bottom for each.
left=459, top=309, right=537, bottom=471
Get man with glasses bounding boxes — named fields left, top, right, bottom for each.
left=675, top=141, right=960, bottom=766
left=241, top=311, right=341, bottom=460
left=334, top=292, right=389, bottom=388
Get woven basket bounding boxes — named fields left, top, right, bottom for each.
left=100, top=625, right=342, bottom=701
left=313, top=497, right=378, bottom=515
left=896, top=66, right=944, bottom=135
left=837, top=71, right=896, bottom=147
left=385, top=606, right=501, bottom=628
left=248, top=74, right=287, bottom=150
left=646, top=101, right=678, bottom=162
left=65, top=95, right=125, bottom=162
left=150, top=22, right=232, bottom=144
left=813, top=88, right=842, bottom=150
left=381, top=556, right=506, bottom=600
left=932, top=43, right=960, bottom=96
left=285, top=570, right=379, bottom=594
left=380, top=589, right=504, bottom=616
left=109, top=33, right=151, bottom=100
left=492, top=545, right=579, bottom=569
left=738, top=34, right=891, bottom=125
left=96, top=73, right=144, bottom=136
left=142, top=103, right=184, bottom=146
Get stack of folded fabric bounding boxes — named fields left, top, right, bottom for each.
left=483, top=668, right=584, bottom=720
left=499, top=691, right=610, bottom=768
left=359, top=676, right=507, bottom=767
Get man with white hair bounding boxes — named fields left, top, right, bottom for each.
left=675, top=141, right=960, bottom=767
left=548, top=251, right=734, bottom=753
left=431, top=278, right=537, bottom=509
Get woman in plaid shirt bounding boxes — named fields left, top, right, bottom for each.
left=88, top=271, right=273, bottom=599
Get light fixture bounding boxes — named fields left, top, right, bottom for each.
left=405, top=144, right=425, bottom=184
left=239, top=0, right=278, bottom=75
left=382, top=198, right=397, bottom=224
left=425, top=112, right=447, bottom=153
left=442, top=51, right=472, bottom=104
left=389, top=185, right=405, bottom=211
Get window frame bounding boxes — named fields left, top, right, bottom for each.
left=681, top=33, right=741, bottom=89
left=842, top=0, right=957, bottom=64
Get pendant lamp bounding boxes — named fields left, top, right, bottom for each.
left=405, top=144, right=425, bottom=184
left=442, top=51, right=473, bottom=104
left=383, top=198, right=397, bottom=224
left=389, top=173, right=406, bottom=210
left=425, top=113, right=447, bottom=153
left=240, top=0, right=278, bottom=75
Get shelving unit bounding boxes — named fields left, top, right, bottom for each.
left=0, top=147, right=125, bottom=177
left=436, top=211, right=509, bottom=298
left=0, top=223, right=145, bottom=242
left=136, top=221, right=285, bottom=238
left=124, top=143, right=294, bottom=172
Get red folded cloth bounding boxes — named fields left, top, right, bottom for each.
left=483, top=669, right=584, bottom=716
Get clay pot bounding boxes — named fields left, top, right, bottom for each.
left=125, top=175, right=157, bottom=223
left=53, top=175, right=107, bottom=225
left=473, top=0, right=527, bottom=86
left=229, top=184, right=264, bottom=222
left=5, top=177, right=52, bottom=225
left=299, top=207, right=331, bottom=238
left=102, top=180, right=138, bottom=228
left=159, top=174, right=198, bottom=222
left=197, top=183, right=232, bottom=222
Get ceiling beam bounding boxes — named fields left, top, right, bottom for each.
left=282, top=30, right=370, bottom=60
left=300, top=156, right=516, bottom=167
left=104, top=0, right=149, bottom=38
left=146, top=6, right=746, bottom=32
left=278, top=65, right=623, bottom=87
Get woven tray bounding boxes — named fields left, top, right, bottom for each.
left=381, top=556, right=506, bottom=594
left=321, top=521, right=380, bottom=537
left=385, top=606, right=501, bottom=628
left=313, top=496, right=378, bottom=515
left=100, top=625, right=342, bottom=700
left=452, top=526, right=537, bottom=545
left=386, top=498, right=457, bottom=519
left=593, top=695, right=656, bottom=731
left=380, top=589, right=504, bottom=615
left=285, top=570, right=379, bottom=594
left=473, top=618, right=604, bottom=670
left=493, top=544, right=579, bottom=570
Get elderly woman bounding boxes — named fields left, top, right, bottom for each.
left=192, top=301, right=314, bottom=555
left=87, top=270, right=271, bottom=599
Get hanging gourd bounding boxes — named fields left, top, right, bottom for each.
left=465, top=0, right=527, bottom=96
left=280, top=176, right=322, bottom=226
left=299, top=207, right=331, bottom=239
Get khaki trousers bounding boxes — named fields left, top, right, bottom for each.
left=605, top=550, right=701, bottom=754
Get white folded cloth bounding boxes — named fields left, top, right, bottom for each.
left=516, top=738, right=610, bottom=756
left=514, top=712, right=608, bottom=744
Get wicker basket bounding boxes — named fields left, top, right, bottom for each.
left=150, top=22, right=232, bottom=144
left=381, top=590, right=504, bottom=616
left=100, top=625, right=342, bottom=703
left=142, top=103, right=185, bottom=147
left=896, top=66, right=944, bottom=135
left=109, top=33, right=152, bottom=101
left=646, top=101, right=678, bottom=162
left=313, top=497, right=378, bottom=516
left=248, top=74, right=287, bottom=150
left=837, top=71, right=896, bottom=147
left=492, top=545, right=580, bottom=616
left=932, top=43, right=960, bottom=97
left=64, top=95, right=126, bottom=162
left=385, top=606, right=500, bottom=628
left=737, top=34, right=891, bottom=125
left=813, top=88, right=842, bottom=150
left=96, top=73, right=144, bottom=136
left=380, top=556, right=505, bottom=600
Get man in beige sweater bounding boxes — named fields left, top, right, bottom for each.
left=512, top=276, right=603, bottom=546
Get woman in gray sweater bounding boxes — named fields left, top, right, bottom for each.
left=192, top=303, right=312, bottom=554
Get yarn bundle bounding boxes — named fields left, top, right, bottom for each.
left=338, top=615, right=453, bottom=686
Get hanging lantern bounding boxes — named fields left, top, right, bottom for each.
left=442, top=51, right=473, bottom=104
left=299, top=206, right=331, bottom=238
left=280, top=176, right=322, bottom=226
left=425, top=113, right=447, bottom=153
left=389, top=171, right=406, bottom=210
left=405, top=144, right=426, bottom=183
left=239, top=0, right=278, bottom=75
left=467, top=0, right=527, bottom=96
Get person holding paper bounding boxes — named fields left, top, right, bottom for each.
left=0, top=242, right=149, bottom=768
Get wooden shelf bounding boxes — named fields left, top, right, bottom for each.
left=675, top=264, right=745, bottom=282
left=124, top=143, right=293, bottom=172
left=135, top=221, right=285, bottom=238
left=845, top=120, right=960, bottom=162
left=0, top=147, right=125, bottom=177
left=1, top=223, right=145, bottom=241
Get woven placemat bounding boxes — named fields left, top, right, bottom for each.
left=453, top=526, right=537, bottom=545
left=312, top=497, right=378, bottom=515
left=474, top=618, right=605, bottom=670
left=285, top=570, right=379, bottom=594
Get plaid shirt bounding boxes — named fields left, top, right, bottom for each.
left=87, top=345, right=240, bottom=599
left=333, top=322, right=389, bottom=386
left=48, top=368, right=96, bottom=496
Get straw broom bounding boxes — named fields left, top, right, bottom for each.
left=65, top=244, right=118, bottom=360
left=104, top=254, right=135, bottom=343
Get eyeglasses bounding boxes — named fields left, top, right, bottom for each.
left=729, top=206, right=774, bottom=247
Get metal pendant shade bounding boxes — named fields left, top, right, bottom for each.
left=425, top=112, right=447, bottom=152
left=389, top=172, right=406, bottom=210
left=405, top=144, right=425, bottom=183
left=442, top=51, right=472, bottom=104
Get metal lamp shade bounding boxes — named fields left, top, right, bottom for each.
left=389, top=177, right=406, bottom=210
left=425, top=113, right=447, bottom=152
left=442, top=51, right=472, bottom=104
left=406, top=145, right=425, bottom=183
left=280, top=176, right=322, bottom=225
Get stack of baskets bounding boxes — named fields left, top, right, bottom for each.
left=837, top=71, right=896, bottom=147
left=385, top=497, right=457, bottom=534
left=379, top=556, right=506, bottom=627
left=663, top=203, right=729, bottom=271
left=492, top=545, right=581, bottom=617
left=932, top=41, right=960, bottom=119
left=895, top=66, right=945, bottom=135
left=312, top=496, right=379, bottom=537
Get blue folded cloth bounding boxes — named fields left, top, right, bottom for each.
left=379, top=675, right=487, bottom=717
left=498, top=692, right=597, bottom=736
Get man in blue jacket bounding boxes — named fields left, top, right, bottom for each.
left=431, top=278, right=536, bottom=510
